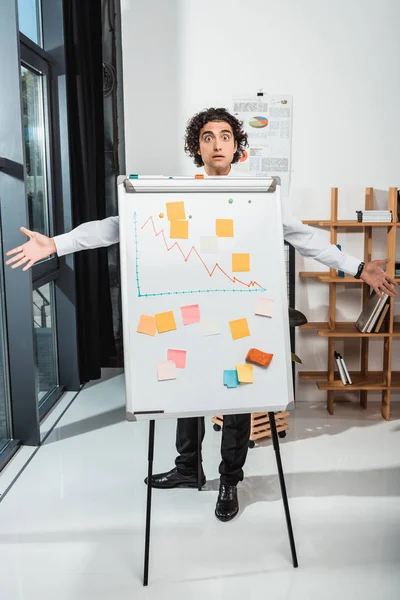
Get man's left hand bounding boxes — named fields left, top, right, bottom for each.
left=360, top=259, right=398, bottom=299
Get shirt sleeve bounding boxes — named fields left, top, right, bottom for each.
left=281, top=200, right=361, bottom=276
left=53, top=216, right=120, bottom=257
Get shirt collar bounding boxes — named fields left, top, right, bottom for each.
left=201, top=167, right=232, bottom=177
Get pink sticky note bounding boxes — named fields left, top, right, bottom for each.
left=157, top=360, right=177, bottom=381
left=167, top=349, right=187, bottom=369
left=255, top=297, right=274, bottom=317
left=180, top=304, right=200, bottom=325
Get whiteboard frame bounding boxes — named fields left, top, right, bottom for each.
left=118, top=177, right=294, bottom=421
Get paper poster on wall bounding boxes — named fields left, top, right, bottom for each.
left=231, top=94, right=293, bottom=198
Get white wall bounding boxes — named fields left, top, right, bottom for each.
left=120, top=0, right=400, bottom=402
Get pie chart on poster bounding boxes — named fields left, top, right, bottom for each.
left=249, top=116, right=268, bottom=128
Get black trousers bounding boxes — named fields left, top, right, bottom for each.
left=175, top=414, right=251, bottom=486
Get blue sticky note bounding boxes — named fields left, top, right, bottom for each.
left=223, top=370, right=239, bottom=388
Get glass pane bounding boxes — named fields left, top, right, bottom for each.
left=0, top=233, right=12, bottom=453
left=33, top=282, right=58, bottom=408
left=18, top=0, right=42, bottom=46
left=21, top=65, right=50, bottom=236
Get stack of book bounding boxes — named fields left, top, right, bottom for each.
left=334, top=352, right=352, bottom=385
left=356, top=210, right=392, bottom=222
left=395, top=262, right=400, bottom=278
left=355, top=291, right=389, bottom=333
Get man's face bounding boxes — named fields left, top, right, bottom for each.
left=198, top=121, right=238, bottom=175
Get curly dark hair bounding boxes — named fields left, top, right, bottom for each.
left=184, top=107, right=248, bottom=167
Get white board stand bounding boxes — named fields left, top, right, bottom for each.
left=117, top=177, right=298, bottom=584
left=143, top=414, right=298, bottom=585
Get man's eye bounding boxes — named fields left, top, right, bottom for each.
left=223, top=135, right=230, bottom=141
left=205, top=136, right=212, bottom=142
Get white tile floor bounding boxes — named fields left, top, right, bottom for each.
left=0, top=369, right=399, bottom=600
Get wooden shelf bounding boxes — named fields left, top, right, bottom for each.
left=299, top=271, right=328, bottom=279
left=317, top=322, right=391, bottom=338
left=300, top=322, right=330, bottom=330
left=299, top=370, right=400, bottom=387
left=318, top=276, right=363, bottom=283
left=300, top=272, right=400, bottom=283
left=300, top=187, right=398, bottom=419
left=300, top=322, right=400, bottom=337
left=317, top=372, right=389, bottom=391
left=298, top=370, right=328, bottom=380
left=302, top=220, right=400, bottom=228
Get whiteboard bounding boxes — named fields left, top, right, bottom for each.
left=118, top=177, right=294, bottom=421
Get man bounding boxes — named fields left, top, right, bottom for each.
left=6, top=107, right=397, bottom=522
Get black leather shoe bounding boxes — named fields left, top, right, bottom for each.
left=215, top=484, right=239, bottom=522
left=144, top=467, right=206, bottom=489
left=289, top=307, right=308, bottom=327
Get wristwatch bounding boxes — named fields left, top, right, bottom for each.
left=354, top=262, right=365, bottom=279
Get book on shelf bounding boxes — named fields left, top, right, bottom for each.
left=334, top=352, right=352, bottom=384
left=374, top=304, right=390, bottom=333
left=334, top=351, right=347, bottom=384
left=356, top=210, right=392, bottom=222
left=355, top=291, right=389, bottom=333
left=397, top=190, right=400, bottom=222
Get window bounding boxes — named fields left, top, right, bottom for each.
left=33, top=282, right=58, bottom=408
left=17, top=0, right=42, bottom=46
left=21, top=64, right=51, bottom=237
left=0, top=233, right=12, bottom=454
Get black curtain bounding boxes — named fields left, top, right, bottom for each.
left=63, top=0, right=116, bottom=382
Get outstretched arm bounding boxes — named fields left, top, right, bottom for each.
left=282, top=202, right=397, bottom=299
left=6, top=216, right=120, bottom=271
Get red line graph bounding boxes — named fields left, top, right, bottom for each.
left=141, top=216, right=264, bottom=289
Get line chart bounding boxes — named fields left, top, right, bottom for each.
left=134, top=213, right=266, bottom=297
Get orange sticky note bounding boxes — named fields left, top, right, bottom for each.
left=137, top=314, right=156, bottom=336
left=232, top=253, right=250, bottom=272
left=216, top=219, right=234, bottom=237
left=170, top=220, right=188, bottom=239
left=236, top=364, right=253, bottom=384
left=155, top=311, right=177, bottom=334
left=166, top=201, right=186, bottom=221
left=229, top=318, right=250, bottom=340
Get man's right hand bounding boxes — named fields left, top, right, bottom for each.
left=5, top=227, right=56, bottom=271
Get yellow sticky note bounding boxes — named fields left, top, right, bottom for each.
left=155, top=311, right=177, bottom=334
left=229, top=318, right=250, bottom=340
left=236, top=364, right=253, bottom=384
left=232, top=253, right=250, bottom=272
left=166, top=201, right=186, bottom=221
left=216, top=219, right=234, bottom=237
left=170, top=220, right=189, bottom=239
left=137, top=314, right=157, bottom=336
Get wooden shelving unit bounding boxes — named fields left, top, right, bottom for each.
left=298, top=187, right=398, bottom=420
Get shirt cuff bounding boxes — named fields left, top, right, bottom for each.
left=53, top=233, right=76, bottom=257
left=340, top=254, right=361, bottom=276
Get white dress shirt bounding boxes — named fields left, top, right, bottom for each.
left=54, top=173, right=361, bottom=276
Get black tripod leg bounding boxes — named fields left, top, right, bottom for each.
left=143, top=420, right=155, bottom=586
left=268, top=412, right=298, bottom=568
left=197, top=417, right=202, bottom=491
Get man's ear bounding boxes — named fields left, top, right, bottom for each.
left=197, top=148, right=201, bottom=155
left=234, top=141, right=238, bottom=153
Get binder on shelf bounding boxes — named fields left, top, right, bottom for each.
left=355, top=292, right=389, bottom=333
left=366, top=295, right=389, bottom=333
left=338, top=354, right=352, bottom=384
left=334, top=351, right=347, bottom=385
left=356, top=210, right=392, bottom=222
left=374, top=304, right=390, bottom=333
